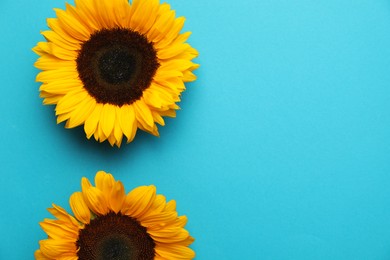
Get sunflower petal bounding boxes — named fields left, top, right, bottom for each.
left=155, top=245, right=195, bottom=259
left=113, top=107, right=124, bottom=146
left=84, top=103, right=103, bottom=139
left=34, top=56, right=75, bottom=70
left=55, top=88, right=89, bottom=116
left=39, top=220, right=79, bottom=240
left=122, top=185, right=156, bottom=218
left=40, top=239, right=77, bottom=259
left=69, top=192, right=91, bottom=224
left=109, top=180, right=126, bottom=213
left=65, top=95, right=95, bottom=128
left=54, top=8, right=91, bottom=41
left=81, top=177, right=109, bottom=215
left=134, top=99, right=155, bottom=130
left=118, top=105, right=138, bottom=143
left=34, top=250, right=51, bottom=260
left=100, top=104, right=116, bottom=138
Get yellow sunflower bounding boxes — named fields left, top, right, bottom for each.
left=33, top=0, right=199, bottom=147
left=35, top=171, right=195, bottom=259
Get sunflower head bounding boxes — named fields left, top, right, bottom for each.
left=35, top=171, right=195, bottom=259
left=33, top=0, right=199, bottom=147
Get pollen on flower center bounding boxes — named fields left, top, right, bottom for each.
left=76, top=28, right=159, bottom=106
left=76, top=212, right=155, bottom=260
left=100, top=234, right=133, bottom=259
left=98, top=46, right=138, bottom=85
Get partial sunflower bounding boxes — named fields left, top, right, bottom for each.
left=33, top=0, right=199, bottom=147
left=35, top=171, right=195, bottom=260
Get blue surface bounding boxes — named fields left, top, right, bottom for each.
left=1, top=0, right=390, bottom=259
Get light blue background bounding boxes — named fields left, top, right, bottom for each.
left=1, top=0, right=390, bottom=259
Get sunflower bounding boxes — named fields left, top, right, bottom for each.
left=33, top=0, right=199, bottom=147
left=35, top=171, right=195, bottom=259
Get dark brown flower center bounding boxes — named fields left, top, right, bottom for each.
left=76, top=28, right=159, bottom=106
left=76, top=212, right=155, bottom=260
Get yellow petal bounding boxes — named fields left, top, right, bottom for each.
left=118, top=105, right=137, bottom=143
left=154, top=31, right=191, bottom=50
left=92, top=0, right=115, bottom=28
left=39, top=239, right=76, bottom=259
left=159, top=109, right=176, bottom=118
left=55, top=8, right=91, bottom=41
left=39, top=79, right=82, bottom=95
left=69, top=192, right=91, bottom=224
left=100, top=104, right=116, bottom=138
left=47, top=204, right=80, bottom=227
left=94, top=170, right=114, bottom=192
left=109, top=180, right=126, bottom=213
left=140, top=211, right=177, bottom=228
left=147, top=4, right=174, bottom=42
left=134, top=99, right=155, bottom=130
left=182, top=70, right=197, bottom=82
left=93, top=171, right=125, bottom=208
left=65, top=95, right=95, bottom=128
left=148, top=194, right=167, bottom=214
left=34, top=250, right=51, bottom=260
left=169, top=46, right=199, bottom=61
left=149, top=227, right=190, bottom=243
left=165, top=200, right=176, bottom=212
left=155, top=245, right=195, bottom=259
left=36, top=42, right=51, bottom=54
left=129, top=0, right=159, bottom=34
left=39, top=220, right=79, bottom=240
left=84, top=187, right=109, bottom=215
left=65, top=2, right=98, bottom=32
left=47, top=18, right=81, bottom=44
left=57, top=254, right=78, bottom=260
left=122, top=185, right=156, bottom=218
left=154, top=16, right=185, bottom=49
left=153, top=70, right=183, bottom=81
left=163, top=16, right=186, bottom=43
left=81, top=177, right=109, bottom=215
left=96, top=119, right=108, bottom=142
left=74, top=0, right=101, bottom=31
left=112, top=0, right=132, bottom=27
left=144, top=85, right=175, bottom=109
left=50, top=43, right=78, bottom=60
left=34, top=56, right=75, bottom=71
left=107, top=133, right=117, bottom=146
left=32, top=45, right=46, bottom=56
left=138, top=123, right=160, bottom=137
left=151, top=111, right=165, bottom=126
left=157, top=43, right=192, bottom=60
left=55, top=88, right=89, bottom=115
left=175, top=215, right=188, bottom=228
left=159, top=59, right=195, bottom=74
left=84, top=103, right=103, bottom=139
left=36, top=67, right=77, bottom=83
left=113, top=107, right=124, bottom=146
left=42, top=95, right=63, bottom=105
